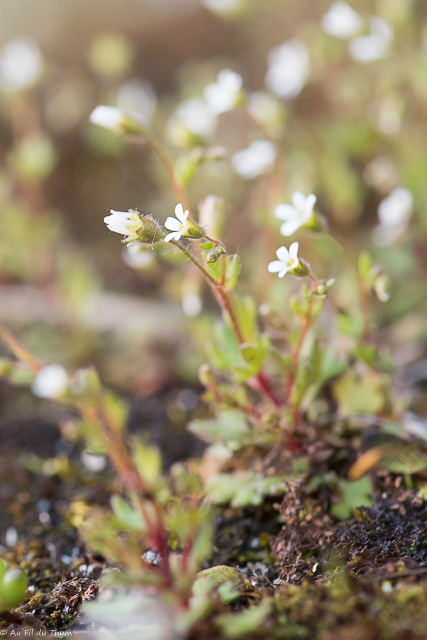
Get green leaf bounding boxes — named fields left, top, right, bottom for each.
left=174, top=155, right=197, bottom=186
left=240, top=334, right=270, bottom=369
left=189, top=410, right=249, bottom=445
left=0, top=560, right=6, bottom=586
left=207, top=471, right=285, bottom=507
left=358, top=252, right=373, bottom=281
left=110, top=495, right=145, bottom=531
left=224, top=254, right=241, bottom=291
left=132, top=441, right=162, bottom=486
left=199, top=242, right=215, bottom=250
left=331, top=476, right=372, bottom=520
left=353, top=344, right=377, bottom=367
left=216, top=600, right=273, bottom=638
left=333, top=370, right=386, bottom=414
left=234, top=295, right=257, bottom=342
left=206, top=323, right=240, bottom=371
left=336, top=310, right=363, bottom=339
left=188, top=519, right=214, bottom=572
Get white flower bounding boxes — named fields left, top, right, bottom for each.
left=349, top=17, right=392, bottom=63
left=231, top=139, right=277, bottom=180
left=248, top=92, right=282, bottom=129
left=164, top=203, right=191, bottom=242
left=90, top=105, right=125, bottom=131
left=171, top=98, right=216, bottom=138
left=265, top=39, right=310, bottom=100
left=123, top=243, right=155, bottom=269
left=201, top=0, right=244, bottom=15
left=275, top=192, right=317, bottom=236
left=32, top=365, right=69, bottom=399
left=182, top=293, right=202, bottom=318
left=321, top=2, right=362, bottom=39
left=268, top=243, right=300, bottom=278
left=378, top=188, right=413, bottom=227
left=372, top=187, right=413, bottom=246
left=204, top=69, right=243, bottom=115
left=0, top=38, right=42, bottom=93
left=104, top=209, right=142, bottom=243
left=117, top=78, right=157, bottom=125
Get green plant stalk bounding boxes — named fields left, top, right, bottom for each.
left=128, top=131, right=281, bottom=407
left=173, top=241, right=281, bottom=407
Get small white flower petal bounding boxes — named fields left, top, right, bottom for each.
left=274, top=203, right=298, bottom=221
left=291, top=191, right=306, bottom=211
left=164, top=216, right=183, bottom=232
left=304, top=194, right=317, bottom=214
left=265, top=39, right=310, bottom=100
left=280, top=218, right=302, bottom=237
left=268, top=260, right=286, bottom=274
left=289, top=241, right=299, bottom=261
left=164, top=231, right=182, bottom=243
left=174, top=203, right=187, bottom=223
left=276, top=246, right=291, bottom=263
left=32, top=365, right=69, bottom=399
left=378, top=187, right=413, bottom=227
left=90, top=105, right=123, bottom=131
left=321, top=2, right=362, bottom=39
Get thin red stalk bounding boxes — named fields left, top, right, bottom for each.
left=87, top=401, right=174, bottom=587
left=286, top=296, right=314, bottom=406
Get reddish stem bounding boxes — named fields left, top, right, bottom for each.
left=286, top=295, right=315, bottom=407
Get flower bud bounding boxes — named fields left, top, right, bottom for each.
left=90, top=106, right=146, bottom=136
left=0, top=568, right=28, bottom=610
left=135, top=214, right=164, bottom=245
left=182, top=219, right=206, bottom=240
left=206, top=245, right=226, bottom=264
left=289, top=259, right=310, bottom=278
left=304, top=211, right=326, bottom=233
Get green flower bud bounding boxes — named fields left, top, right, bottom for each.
left=0, top=568, right=28, bottom=610
left=303, top=211, right=325, bottom=233
left=135, top=215, right=164, bottom=245
left=182, top=219, right=206, bottom=240
left=206, top=245, right=226, bottom=264
left=289, top=258, right=310, bottom=278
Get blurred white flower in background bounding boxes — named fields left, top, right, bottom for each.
left=32, top=365, right=69, bottom=399
left=321, top=5, right=393, bottom=64
left=349, top=17, right=393, bottom=63
left=268, top=243, right=300, bottom=278
left=90, top=105, right=125, bottom=132
left=117, top=78, right=157, bottom=125
left=182, top=293, right=202, bottom=318
left=321, top=2, right=362, bottom=39
left=265, top=39, right=310, bottom=100
left=378, top=187, right=413, bottom=227
left=200, top=0, right=246, bottom=16
left=275, top=191, right=317, bottom=237
left=168, top=97, right=217, bottom=142
left=247, top=92, right=283, bottom=130
left=204, top=69, right=243, bottom=115
left=123, top=243, right=156, bottom=270
left=231, top=140, right=277, bottom=180
left=0, top=38, right=42, bottom=93
left=373, top=187, right=413, bottom=245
